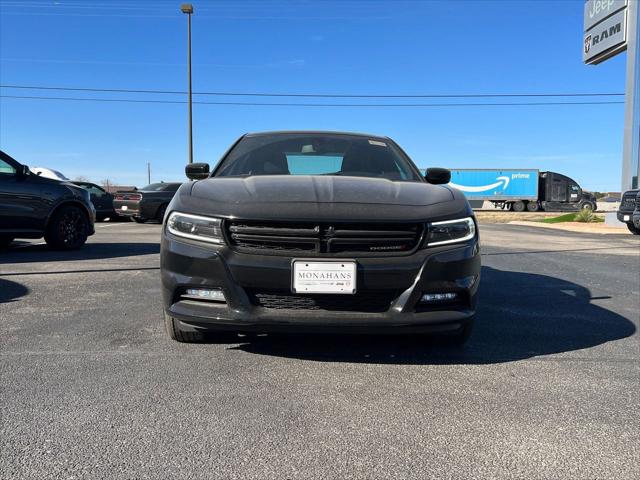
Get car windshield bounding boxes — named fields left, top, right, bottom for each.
left=141, top=183, right=178, bottom=191
left=215, top=133, right=423, bottom=182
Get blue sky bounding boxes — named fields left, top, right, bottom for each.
left=0, top=0, right=629, bottom=191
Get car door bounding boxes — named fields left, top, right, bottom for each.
left=86, top=184, right=111, bottom=214
left=551, top=180, right=567, bottom=202
left=0, top=153, right=46, bottom=234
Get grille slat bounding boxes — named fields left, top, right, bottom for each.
left=247, top=289, right=397, bottom=313
left=333, top=228, right=418, bottom=237
left=621, top=192, right=638, bottom=211
left=226, top=220, right=422, bottom=256
left=229, top=225, right=320, bottom=237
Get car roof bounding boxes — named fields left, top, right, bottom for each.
left=243, top=130, right=391, bottom=140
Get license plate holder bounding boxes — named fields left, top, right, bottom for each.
left=292, top=260, right=356, bottom=294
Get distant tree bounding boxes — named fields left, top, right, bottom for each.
left=73, top=175, right=91, bottom=183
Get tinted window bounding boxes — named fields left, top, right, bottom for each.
left=215, top=133, right=422, bottom=182
left=0, top=159, right=16, bottom=175
left=88, top=185, right=105, bottom=195
left=142, top=183, right=181, bottom=192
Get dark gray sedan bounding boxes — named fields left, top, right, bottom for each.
left=114, top=182, right=182, bottom=223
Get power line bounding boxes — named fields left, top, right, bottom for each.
left=0, top=95, right=625, bottom=107
left=0, top=84, right=626, bottom=99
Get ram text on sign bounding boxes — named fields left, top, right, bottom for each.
left=584, top=9, right=627, bottom=64
left=584, top=0, right=627, bottom=32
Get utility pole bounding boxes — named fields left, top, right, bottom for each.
left=621, top=0, right=640, bottom=190
left=583, top=0, right=639, bottom=190
left=147, top=162, right=151, bottom=184
left=181, top=3, right=194, bottom=164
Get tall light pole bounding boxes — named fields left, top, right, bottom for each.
left=181, top=3, right=194, bottom=164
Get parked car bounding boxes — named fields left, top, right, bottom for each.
left=113, top=182, right=182, bottom=223
left=0, top=150, right=95, bottom=249
left=633, top=192, right=640, bottom=232
left=72, top=181, right=117, bottom=221
left=617, top=189, right=640, bottom=235
left=161, top=131, right=481, bottom=344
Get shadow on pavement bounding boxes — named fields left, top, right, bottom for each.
left=229, top=266, right=636, bottom=364
left=0, top=242, right=159, bottom=264
left=0, top=278, right=29, bottom=303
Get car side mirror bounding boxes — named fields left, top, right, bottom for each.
left=185, top=163, right=210, bottom=180
left=425, top=167, right=451, bottom=185
left=17, top=165, right=30, bottom=177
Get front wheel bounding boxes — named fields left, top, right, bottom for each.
left=627, top=223, right=640, bottom=235
left=44, top=205, right=89, bottom=250
left=164, top=312, right=237, bottom=343
left=441, top=316, right=474, bottom=347
left=581, top=202, right=595, bottom=211
left=156, top=204, right=168, bottom=223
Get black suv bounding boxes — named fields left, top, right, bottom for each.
left=0, top=150, right=95, bottom=249
left=618, top=189, right=640, bottom=235
left=161, top=132, right=480, bottom=344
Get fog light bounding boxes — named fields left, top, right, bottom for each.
left=185, top=288, right=226, bottom=302
left=421, top=292, right=458, bottom=303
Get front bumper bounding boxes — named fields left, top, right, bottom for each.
left=161, top=234, right=481, bottom=334
left=618, top=210, right=635, bottom=223
left=114, top=202, right=140, bottom=217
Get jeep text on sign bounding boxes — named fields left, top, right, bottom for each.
left=584, top=8, right=627, bottom=64
left=584, top=0, right=627, bottom=32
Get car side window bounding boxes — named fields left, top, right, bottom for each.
left=0, top=159, right=17, bottom=176
left=89, top=185, right=105, bottom=196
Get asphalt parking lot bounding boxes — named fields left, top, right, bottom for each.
left=1, top=222, right=638, bottom=479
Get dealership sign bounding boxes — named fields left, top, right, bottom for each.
left=584, top=0, right=628, bottom=64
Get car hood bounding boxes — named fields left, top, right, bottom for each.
left=178, top=176, right=471, bottom=223
left=191, top=175, right=453, bottom=206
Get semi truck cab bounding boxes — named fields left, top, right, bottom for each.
left=538, top=171, right=597, bottom=212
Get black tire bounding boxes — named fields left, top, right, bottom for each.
left=441, top=316, right=474, bottom=347
left=156, top=204, right=168, bottom=223
left=44, top=205, right=89, bottom=250
left=164, top=312, right=206, bottom=342
left=581, top=202, right=595, bottom=211
left=627, top=223, right=640, bottom=235
left=526, top=201, right=540, bottom=212
left=132, top=217, right=147, bottom=224
left=0, top=236, right=14, bottom=248
left=512, top=201, right=526, bottom=212
left=164, top=312, right=238, bottom=343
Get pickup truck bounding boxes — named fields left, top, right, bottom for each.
left=618, top=189, right=640, bottom=234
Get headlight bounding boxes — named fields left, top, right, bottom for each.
left=166, top=212, right=224, bottom=244
left=425, top=217, right=476, bottom=246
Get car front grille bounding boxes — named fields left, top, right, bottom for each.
left=621, top=192, right=638, bottom=212
left=246, top=289, right=398, bottom=313
left=226, top=220, right=423, bottom=256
